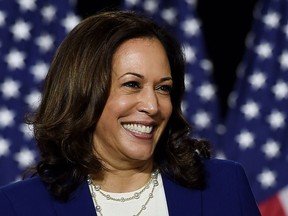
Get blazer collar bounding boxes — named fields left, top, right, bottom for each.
left=162, top=174, right=202, bottom=216
left=52, top=175, right=203, bottom=216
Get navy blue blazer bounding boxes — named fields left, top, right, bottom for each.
left=0, top=159, right=261, bottom=216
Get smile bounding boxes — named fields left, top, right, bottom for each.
left=122, top=123, right=153, bottom=134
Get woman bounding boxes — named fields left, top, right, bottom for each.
left=0, top=11, right=260, bottom=215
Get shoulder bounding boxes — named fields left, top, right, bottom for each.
left=162, top=159, right=261, bottom=215
left=201, top=158, right=261, bottom=215
left=0, top=176, right=48, bottom=198
left=204, top=157, right=244, bottom=169
left=0, top=176, right=55, bottom=215
left=203, top=158, right=250, bottom=192
left=203, top=158, right=246, bottom=177
left=0, top=176, right=96, bottom=216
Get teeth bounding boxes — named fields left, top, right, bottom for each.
left=123, top=124, right=153, bottom=134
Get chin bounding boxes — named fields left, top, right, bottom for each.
left=127, top=151, right=154, bottom=161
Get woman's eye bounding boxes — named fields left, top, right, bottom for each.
left=122, top=81, right=140, bottom=89
left=157, top=85, right=172, bottom=94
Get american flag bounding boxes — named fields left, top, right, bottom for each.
left=0, top=0, right=80, bottom=186
left=122, top=0, right=222, bottom=149
left=220, top=0, right=288, bottom=214
left=123, top=0, right=288, bottom=215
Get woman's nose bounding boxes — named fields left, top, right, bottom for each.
left=138, top=89, right=159, bottom=115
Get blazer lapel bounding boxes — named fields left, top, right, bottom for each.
left=52, top=175, right=202, bottom=216
left=162, top=175, right=202, bottom=216
left=52, top=180, right=96, bottom=216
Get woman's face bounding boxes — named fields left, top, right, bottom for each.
left=93, top=37, right=173, bottom=169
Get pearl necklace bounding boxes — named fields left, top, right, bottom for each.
left=88, top=170, right=159, bottom=216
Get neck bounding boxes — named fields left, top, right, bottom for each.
left=91, top=162, right=154, bottom=193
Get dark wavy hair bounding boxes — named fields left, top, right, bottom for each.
left=26, top=10, right=211, bottom=201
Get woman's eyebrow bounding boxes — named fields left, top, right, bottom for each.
left=118, top=72, right=172, bottom=82
left=118, top=72, right=144, bottom=80
left=160, top=77, right=173, bottom=82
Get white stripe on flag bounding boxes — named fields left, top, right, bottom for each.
left=279, top=186, right=288, bottom=215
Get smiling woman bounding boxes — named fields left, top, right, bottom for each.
left=93, top=38, right=173, bottom=170
left=0, top=10, right=261, bottom=216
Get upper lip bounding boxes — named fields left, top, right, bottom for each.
left=121, top=121, right=157, bottom=127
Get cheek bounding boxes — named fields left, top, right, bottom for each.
left=105, top=95, right=134, bottom=116
left=117, top=97, right=134, bottom=108
left=161, top=99, right=173, bottom=120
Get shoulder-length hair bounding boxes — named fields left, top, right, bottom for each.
left=27, top=10, right=210, bottom=201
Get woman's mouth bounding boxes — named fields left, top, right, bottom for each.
left=122, top=123, right=153, bottom=135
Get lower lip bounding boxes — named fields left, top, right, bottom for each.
left=124, top=128, right=154, bottom=140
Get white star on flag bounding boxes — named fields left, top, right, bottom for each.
left=272, top=80, right=288, bottom=100
left=143, top=0, right=158, bottom=13
left=14, top=147, right=36, bottom=169
left=266, top=110, right=285, bottom=129
left=181, top=17, right=200, bottom=36
left=161, top=8, right=177, bottom=25
left=241, top=100, right=260, bottom=120
left=0, top=79, right=21, bottom=99
left=249, top=71, right=267, bottom=89
left=41, top=5, right=56, bottom=22
left=0, top=10, right=6, bottom=26
left=61, top=13, right=80, bottom=33
left=192, top=110, right=211, bottom=129
left=183, top=43, right=196, bottom=63
left=278, top=50, right=288, bottom=70
left=17, top=0, right=37, bottom=11
left=10, top=19, right=32, bottom=41
left=0, top=107, right=15, bottom=128
left=236, top=130, right=255, bottom=150
left=257, top=168, right=277, bottom=189
left=24, top=90, right=42, bottom=110
left=255, top=42, right=273, bottom=59
left=4, top=49, right=26, bottom=70
left=30, top=61, right=49, bottom=82
left=263, top=11, right=280, bottom=28
left=196, top=83, right=215, bottom=101
left=19, top=123, right=34, bottom=140
left=35, top=33, right=54, bottom=52
left=0, top=137, right=10, bottom=157
left=184, top=73, right=193, bottom=91
left=261, top=139, right=280, bottom=159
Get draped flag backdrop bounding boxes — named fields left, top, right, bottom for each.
left=0, top=0, right=80, bottom=185
left=221, top=0, right=288, bottom=215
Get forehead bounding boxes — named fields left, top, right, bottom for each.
left=111, top=37, right=171, bottom=76
left=114, top=37, right=166, bottom=55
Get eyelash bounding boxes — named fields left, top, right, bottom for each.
left=156, top=85, right=173, bottom=94
left=122, top=81, right=140, bottom=89
left=122, top=81, right=172, bottom=94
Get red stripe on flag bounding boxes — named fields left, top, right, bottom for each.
left=259, top=194, right=286, bottom=216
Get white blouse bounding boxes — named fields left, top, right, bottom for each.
left=88, top=174, right=169, bottom=216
